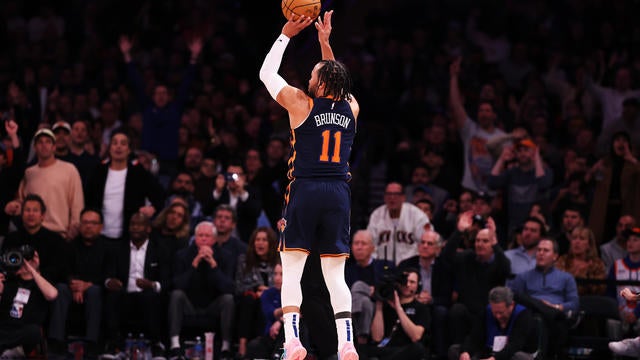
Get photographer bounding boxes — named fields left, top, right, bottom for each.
left=367, top=268, right=430, bottom=360
left=212, top=162, right=261, bottom=243
left=0, top=250, right=58, bottom=356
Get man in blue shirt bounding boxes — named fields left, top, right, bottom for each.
left=508, top=238, right=579, bottom=358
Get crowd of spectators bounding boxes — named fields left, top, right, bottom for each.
left=1, top=0, right=640, bottom=359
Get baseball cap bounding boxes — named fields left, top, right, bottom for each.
left=516, top=138, right=536, bottom=148
left=625, top=227, right=640, bottom=238
left=52, top=121, right=71, bottom=133
left=34, top=128, right=56, bottom=142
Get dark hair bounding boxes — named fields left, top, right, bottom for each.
left=415, top=198, right=434, bottom=210
left=215, top=204, right=237, bottom=223
left=610, top=131, right=632, bottom=156
left=540, top=238, right=559, bottom=254
left=523, top=216, right=547, bottom=237
left=317, top=60, right=352, bottom=101
left=244, top=226, right=279, bottom=273
left=23, top=194, right=46, bottom=214
left=80, top=208, right=104, bottom=223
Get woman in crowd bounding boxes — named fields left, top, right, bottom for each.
left=234, top=226, right=280, bottom=358
left=556, top=226, right=606, bottom=295
left=151, top=200, right=190, bottom=256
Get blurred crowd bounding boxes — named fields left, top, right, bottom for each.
left=0, top=0, right=640, bottom=359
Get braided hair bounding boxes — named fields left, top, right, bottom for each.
left=317, top=60, right=352, bottom=101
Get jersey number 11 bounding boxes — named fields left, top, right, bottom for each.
left=319, top=130, right=342, bottom=163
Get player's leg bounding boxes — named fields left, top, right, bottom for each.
left=320, top=255, right=358, bottom=360
left=280, top=250, right=309, bottom=360
left=318, top=181, right=358, bottom=360
left=280, top=180, right=314, bottom=360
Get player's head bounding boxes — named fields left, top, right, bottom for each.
left=308, top=60, right=352, bottom=101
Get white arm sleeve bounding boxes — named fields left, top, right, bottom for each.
left=259, top=34, right=290, bottom=100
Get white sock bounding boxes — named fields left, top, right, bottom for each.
left=283, top=312, right=301, bottom=343
left=170, top=336, right=180, bottom=349
left=221, top=340, right=230, bottom=352
left=336, top=317, right=354, bottom=350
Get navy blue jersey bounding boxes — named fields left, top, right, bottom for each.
left=287, top=97, right=356, bottom=180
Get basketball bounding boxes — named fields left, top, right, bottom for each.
left=281, top=0, right=321, bottom=20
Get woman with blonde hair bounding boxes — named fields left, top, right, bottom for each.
left=556, top=226, right=606, bottom=295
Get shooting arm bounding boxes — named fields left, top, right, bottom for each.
left=259, top=34, right=290, bottom=100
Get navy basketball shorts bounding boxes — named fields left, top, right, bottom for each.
left=280, top=179, right=351, bottom=256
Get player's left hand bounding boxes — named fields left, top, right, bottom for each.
left=315, top=10, right=333, bottom=42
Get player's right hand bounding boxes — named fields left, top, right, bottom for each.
left=282, top=15, right=314, bottom=38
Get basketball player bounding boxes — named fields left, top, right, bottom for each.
left=259, top=11, right=359, bottom=360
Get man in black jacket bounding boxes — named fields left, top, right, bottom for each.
left=167, top=221, right=234, bottom=359
left=103, top=212, right=170, bottom=349
left=442, top=212, right=512, bottom=346
left=2, top=194, right=69, bottom=285
left=398, top=230, right=451, bottom=359
left=48, top=208, right=109, bottom=355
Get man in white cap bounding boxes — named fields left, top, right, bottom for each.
left=4, top=128, right=84, bottom=239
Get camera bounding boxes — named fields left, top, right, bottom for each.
left=472, top=214, right=487, bottom=228
left=225, top=173, right=239, bottom=182
left=374, top=269, right=408, bottom=302
left=0, top=244, right=35, bottom=272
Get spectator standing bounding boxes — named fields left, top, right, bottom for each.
left=488, top=138, right=553, bottom=233
left=368, top=182, right=430, bottom=265
left=449, top=57, right=506, bottom=195
left=587, top=131, right=640, bottom=244
left=85, top=131, right=165, bottom=242
left=5, top=128, right=83, bottom=238
left=62, top=119, right=100, bottom=192
left=119, top=35, right=201, bottom=176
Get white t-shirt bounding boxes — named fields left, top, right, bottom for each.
left=102, top=167, right=128, bottom=238
left=460, top=118, right=505, bottom=194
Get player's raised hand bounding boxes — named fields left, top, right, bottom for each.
left=315, top=10, right=333, bottom=43
left=282, top=15, right=314, bottom=38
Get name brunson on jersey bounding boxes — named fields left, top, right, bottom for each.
left=314, top=113, right=352, bottom=128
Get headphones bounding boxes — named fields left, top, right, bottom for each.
left=402, top=267, right=423, bottom=294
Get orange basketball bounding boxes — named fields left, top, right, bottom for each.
left=281, top=0, right=321, bottom=20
